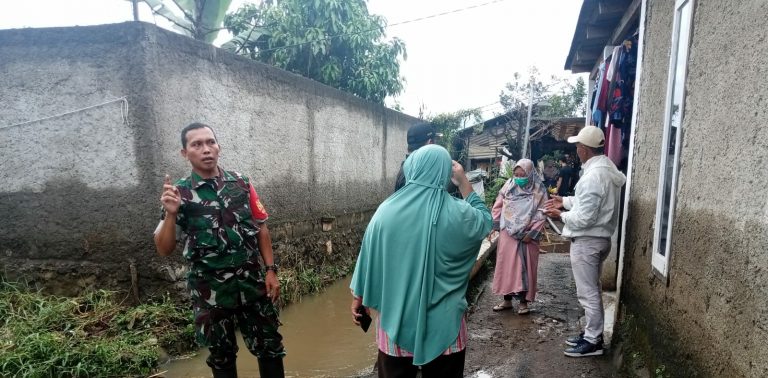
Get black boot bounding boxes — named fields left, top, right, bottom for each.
left=258, top=357, right=285, bottom=378
left=210, top=367, right=238, bottom=378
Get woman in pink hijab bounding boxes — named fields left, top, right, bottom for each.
left=490, top=159, right=548, bottom=314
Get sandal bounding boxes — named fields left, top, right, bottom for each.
left=493, top=302, right=514, bottom=312
left=517, top=306, right=530, bottom=315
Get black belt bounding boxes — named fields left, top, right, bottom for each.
left=571, top=236, right=610, bottom=242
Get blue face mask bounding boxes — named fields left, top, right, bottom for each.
left=514, top=177, right=529, bottom=187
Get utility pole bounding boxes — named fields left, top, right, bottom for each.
left=521, top=77, right=534, bottom=159
left=132, top=0, right=140, bottom=21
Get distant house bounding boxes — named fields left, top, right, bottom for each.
left=528, top=117, right=585, bottom=163
left=456, top=112, right=584, bottom=172
left=565, top=0, right=768, bottom=376
left=455, top=112, right=515, bottom=173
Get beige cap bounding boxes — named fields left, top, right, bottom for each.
left=567, top=126, right=605, bottom=148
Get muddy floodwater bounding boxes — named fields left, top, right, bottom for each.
left=162, top=276, right=377, bottom=377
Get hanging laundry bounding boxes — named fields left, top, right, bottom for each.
left=618, top=35, right=638, bottom=148
left=603, top=45, right=624, bottom=164
left=590, top=61, right=607, bottom=127
left=591, top=59, right=612, bottom=128
left=606, top=118, right=623, bottom=166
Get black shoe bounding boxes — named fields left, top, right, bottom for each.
left=565, top=333, right=584, bottom=347
left=211, top=367, right=238, bottom=378
left=565, top=333, right=603, bottom=347
left=258, top=357, right=285, bottom=378
left=564, top=338, right=604, bottom=357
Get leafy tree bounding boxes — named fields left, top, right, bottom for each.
left=499, top=69, right=552, bottom=116
left=224, top=0, right=406, bottom=104
left=132, top=0, right=232, bottom=43
left=425, top=108, right=483, bottom=163
left=497, top=68, right=587, bottom=159
left=497, top=71, right=544, bottom=160
left=542, top=76, right=587, bottom=118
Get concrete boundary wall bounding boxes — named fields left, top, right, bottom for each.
left=0, top=22, right=419, bottom=295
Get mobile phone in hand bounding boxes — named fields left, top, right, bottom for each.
left=356, top=305, right=372, bottom=333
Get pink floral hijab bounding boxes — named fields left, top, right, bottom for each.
left=500, top=159, right=548, bottom=236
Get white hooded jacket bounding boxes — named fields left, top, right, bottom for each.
left=561, top=155, right=626, bottom=238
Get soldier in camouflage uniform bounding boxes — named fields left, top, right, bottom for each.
left=154, top=122, right=285, bottom=378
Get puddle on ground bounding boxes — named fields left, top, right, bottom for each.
left=161, top=276, right=377, bottom=377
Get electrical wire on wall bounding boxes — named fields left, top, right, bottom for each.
left=0, top=97, right=129, bottom=131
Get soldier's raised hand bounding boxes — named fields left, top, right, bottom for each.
left=160, top=174, right=180, bottom=215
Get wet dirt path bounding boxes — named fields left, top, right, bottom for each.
left=464, top=253, right=616, bottom=378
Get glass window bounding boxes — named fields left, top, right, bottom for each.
left=652, top=0, right=694, bottom=277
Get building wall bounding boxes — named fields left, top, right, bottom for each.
left=0, top=22, right=418, bottom=295
left=624, top=0, right=768, bottom=376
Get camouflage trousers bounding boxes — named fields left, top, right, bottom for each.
left=188, top=262, right=285, bottom=369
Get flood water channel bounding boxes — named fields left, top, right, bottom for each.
left=162, top=276, right=377, bottom=377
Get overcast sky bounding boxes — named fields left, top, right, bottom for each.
left=0, top=0, right=585, bottom=119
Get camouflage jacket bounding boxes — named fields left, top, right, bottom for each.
left=171, top=169, right=262, bottom=271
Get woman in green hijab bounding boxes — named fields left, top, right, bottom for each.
left=350, top=145, right=492, bottom=377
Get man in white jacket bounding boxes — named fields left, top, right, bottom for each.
left=544, top=126, right=626, bottom=357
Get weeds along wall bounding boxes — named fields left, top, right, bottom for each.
left=0, top=22, right=419, bottom=297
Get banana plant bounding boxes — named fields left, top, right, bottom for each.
left=220, top=2, right=271, bottom=54
left=129, top=0, right=232, bottom=43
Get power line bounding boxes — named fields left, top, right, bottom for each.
left=386, top=0, right=509, bottom=28
left=443, top=102, right=505, bottom=128
left=427, top=101, right=501, bottom=116
left=472, top=102, right=502, bottom=111
left=252, top=0, right=509, bottom=54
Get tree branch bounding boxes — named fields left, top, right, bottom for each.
left=169, top=0, right=197, bottom=25
left=146, top=3, right=194, bottom=34
left=234, top=22, right=259, bottom=55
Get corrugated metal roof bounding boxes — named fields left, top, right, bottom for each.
left=530, top=117, right=586, bottom=141
left=564, top=0, right=636, bottom=73
left=463, top=117, right=585, bottom=160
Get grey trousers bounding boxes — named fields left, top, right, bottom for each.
left=569, top=236, right=611, bottom=344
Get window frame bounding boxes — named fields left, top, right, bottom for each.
left=651, top=0, right=695, bottom=278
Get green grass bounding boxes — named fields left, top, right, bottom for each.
left=0, top=280, right=195, bottom=378
left=0, top=248, right=359, bottom=377
left=484, top=177, right=508, bottom=208
left=466, top=249, right=495, bottom=311
left=278, top=257, right=357, bottom=306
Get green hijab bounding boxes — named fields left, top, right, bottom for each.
left=350, top=145, right=492, bottom=365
